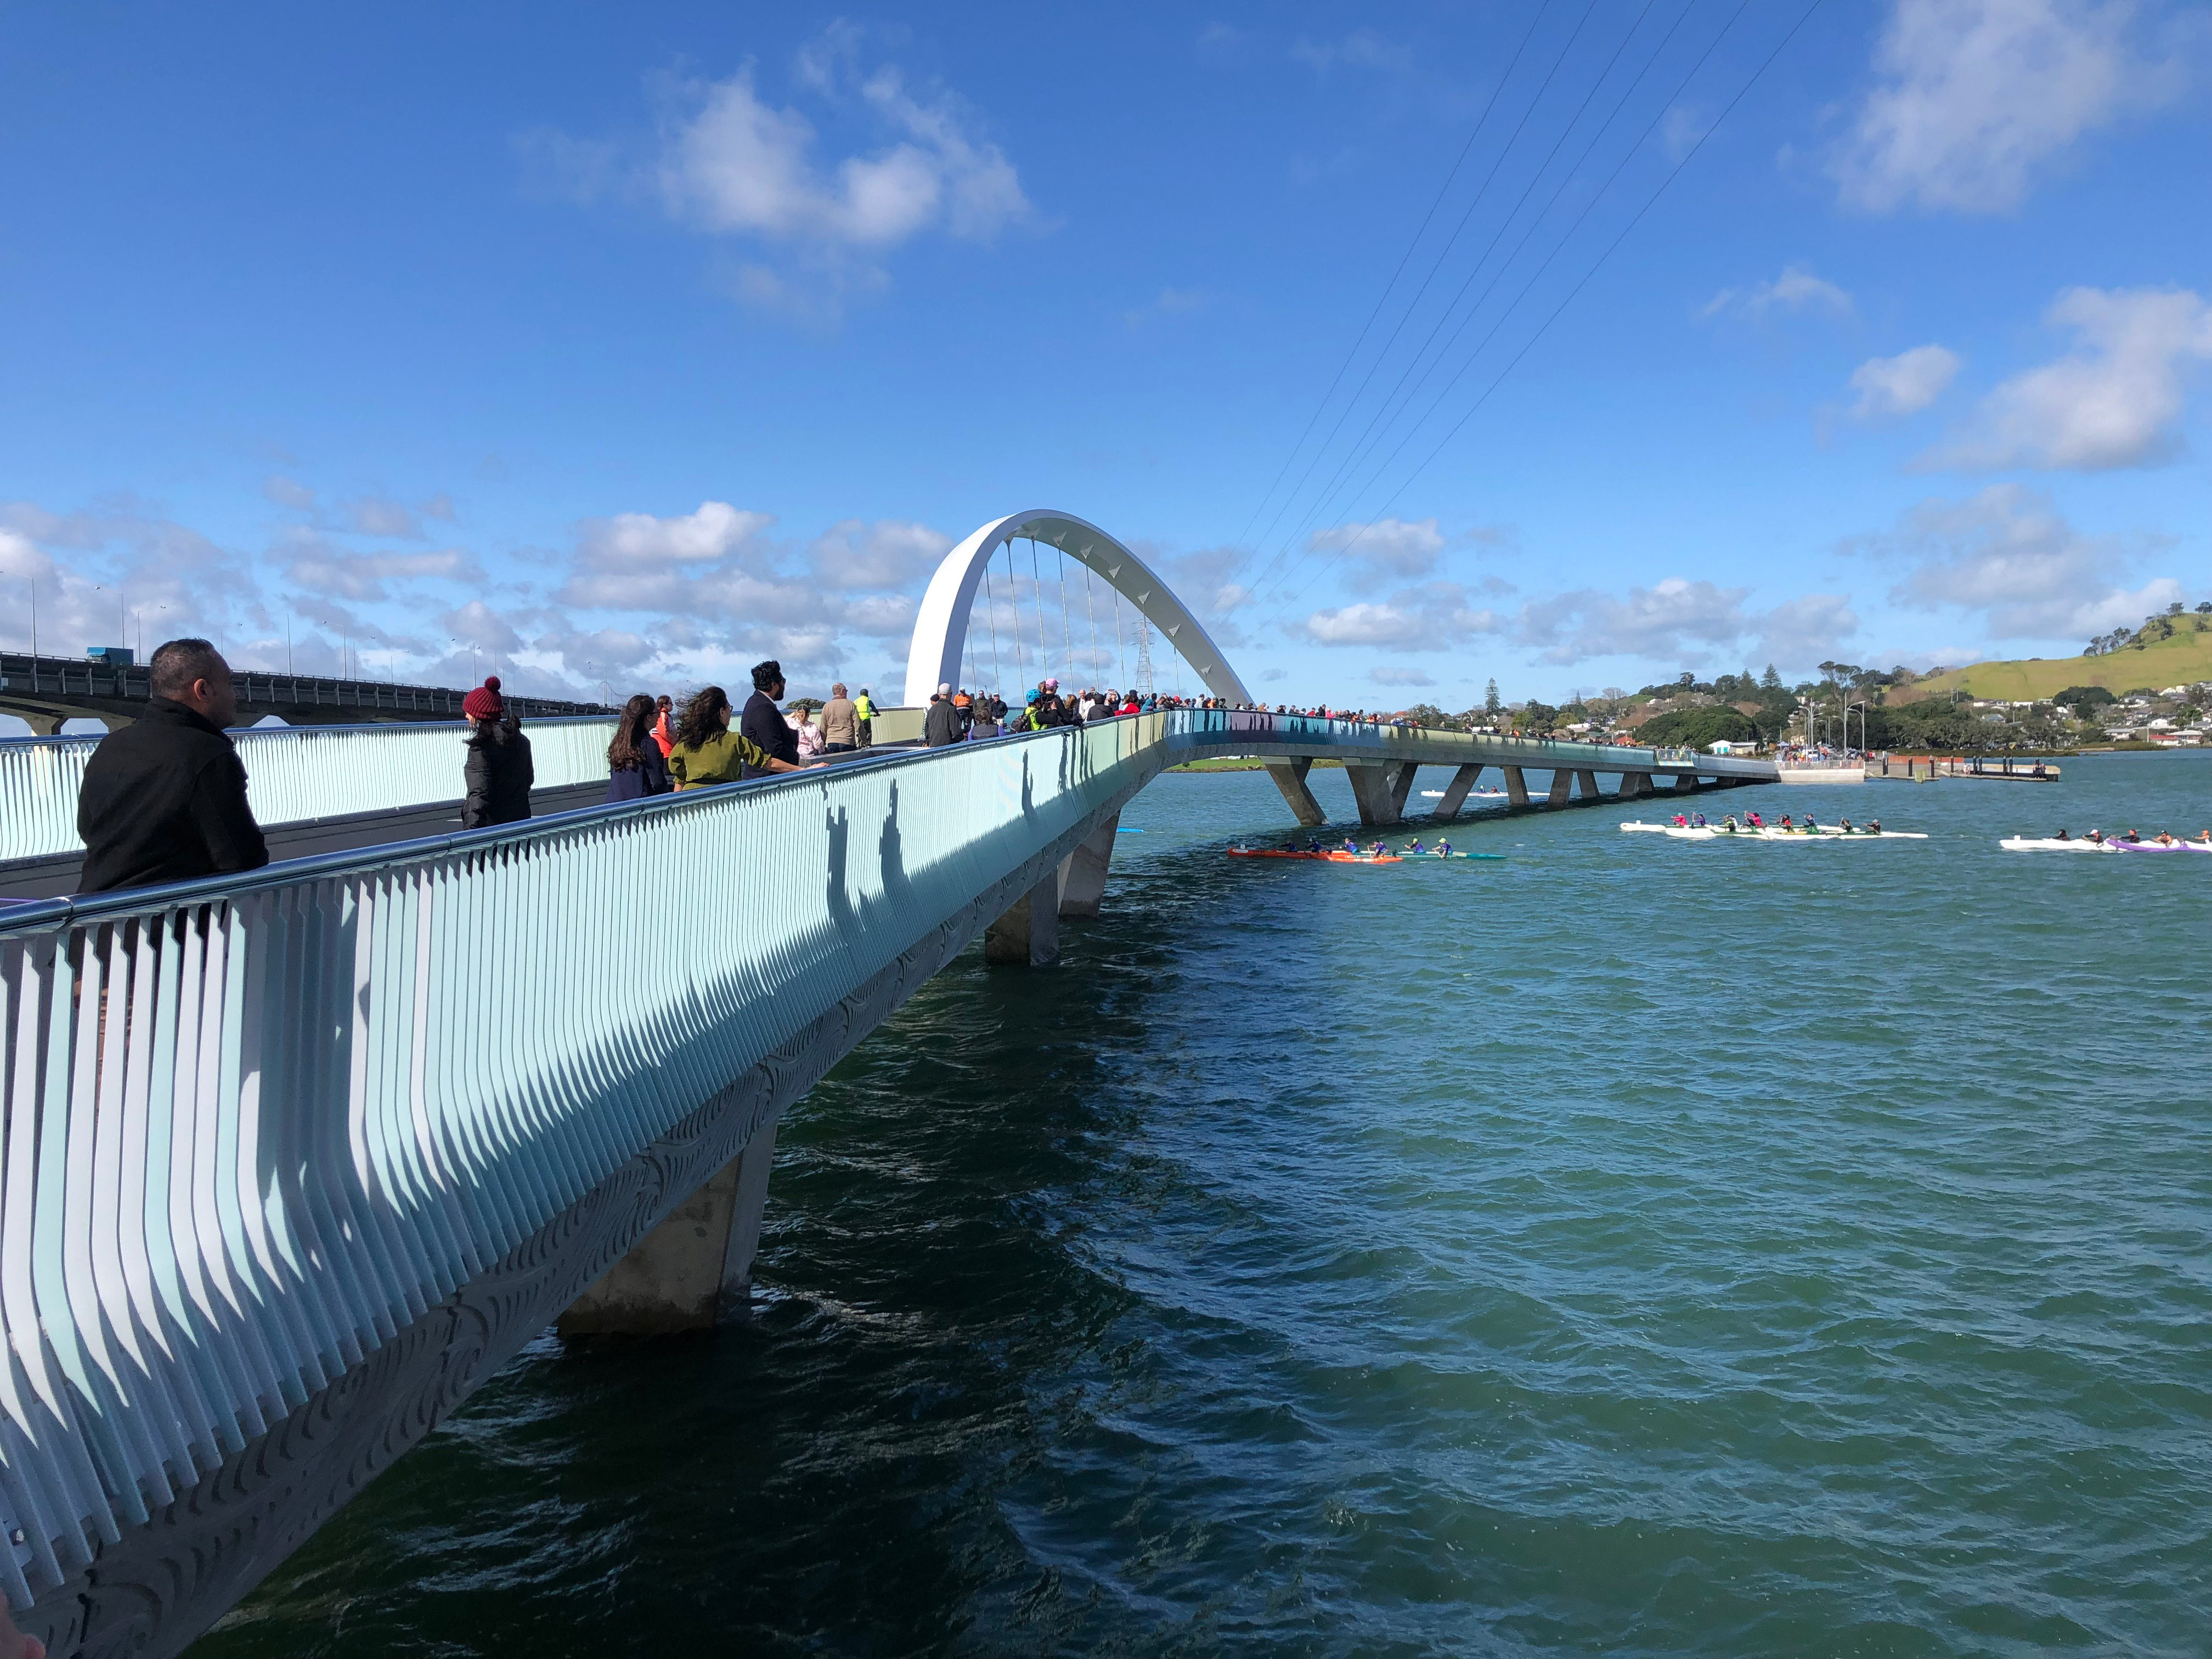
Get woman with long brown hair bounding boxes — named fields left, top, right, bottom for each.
left=606, top=693, right=673, bottom=802
left=667, top=685, right=811, bottom=789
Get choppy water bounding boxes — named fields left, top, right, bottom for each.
left=197, top=753, right=2212, bottom=1658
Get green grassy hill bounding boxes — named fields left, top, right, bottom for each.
left=1901, top=629, right=2212, bottom=702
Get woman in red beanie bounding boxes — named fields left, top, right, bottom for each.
left=461, top=675, right=534, bottom=827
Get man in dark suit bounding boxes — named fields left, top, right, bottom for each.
left=739, top=660, right=800, bottom=780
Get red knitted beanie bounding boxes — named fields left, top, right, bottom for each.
left=462, top=675, right=504, bottom=720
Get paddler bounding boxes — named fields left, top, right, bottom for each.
left=1435, top=838, right=1452, bottom=856
left=1747, top=811, right=1764, bottom=828
left=1369, top=838, right=1388, bottom=857
left=1868, top=819, right=1881, bottom=834
left=2054, top=828, right=2070, bottom=840
left=1342, top=836, right=1359, bottom=854
left=1838, top=818, right=1854, bottom=834
left=2086, top=828, right=2104, bottom=844
left=1407, top=838, right=1425, bottom=855
left=1779, top=815, right=1793, bottom=832
left=1691, top=812, right=1707, bottom=828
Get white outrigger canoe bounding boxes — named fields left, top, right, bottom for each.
left=1621, top=821, right=1927, bottom=840
left=1999, top=837, right=2211, bottom=853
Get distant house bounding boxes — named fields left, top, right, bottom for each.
left=1707, top=739, right=1753, bottom=755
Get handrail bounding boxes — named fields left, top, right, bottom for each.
left=0, top=718, right=617, bottom=864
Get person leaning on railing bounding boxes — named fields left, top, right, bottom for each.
left=667, top=685, right=814, bottom=788
left=76, top=636, right=269, bottom=894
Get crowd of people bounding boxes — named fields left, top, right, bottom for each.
left=63, top=635, right=1506, bottom=900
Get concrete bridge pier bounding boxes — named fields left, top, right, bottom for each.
left=1057, top=812, right=1119, bottom=918
left=1617, top=772, right=1650, bottom=799
left=1671, top=772, right=1700, bottom=793
left=1545, top=767, right=1572, bottom=806
left=1430, top=763, right=1484, bottom=817
left=985, top=869, right=1062, bottom=966
left=1346, top=761, right=1417, bottom=826
left=557, top=1116, right=781, bottom=1335
left=1576, top=769, right=1599, bottom=799
left=1501, top=765, right=1531, bottom=807
left=1267, top=758, right=1327, bottom=827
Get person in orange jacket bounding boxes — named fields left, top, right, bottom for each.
left=651, top=693, right=676, bottom=759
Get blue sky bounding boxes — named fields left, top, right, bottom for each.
left=2, top=0, right=2208, bottom=713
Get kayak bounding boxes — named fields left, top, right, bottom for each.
left=1396, top=850, right=1506, bottom=860
left=2110, top=839, right=2212, bottom=854
left=2000, top=837, right=2116, bottom=853
left=1227, top=848, right=1404, bottom=863
left=1624, top=821, right=1925, bottom=840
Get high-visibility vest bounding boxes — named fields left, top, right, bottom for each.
left=854, top=695, right=874, bottom=719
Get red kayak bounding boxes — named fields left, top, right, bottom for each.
left=1227, top=848, right=1402, bottom=863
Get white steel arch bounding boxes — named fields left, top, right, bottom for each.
left=903, top=509, right=1251, bottom=708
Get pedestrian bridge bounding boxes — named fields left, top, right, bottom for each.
left=0, top=511, right=1777, bottom=1658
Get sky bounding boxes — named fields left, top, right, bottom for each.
left=2, top=0, right=2208, bottom=714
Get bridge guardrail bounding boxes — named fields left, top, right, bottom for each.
left=0, top=707, right=1774, bottom=1609
left=0, top=718, right=618, bottom=864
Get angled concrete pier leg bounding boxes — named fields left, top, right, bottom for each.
left=1057, top=811, right=1119, bottom=918
left=985, top=870, right=1061, bottom=966
left=1432, top=763, right=1483, bottom=817
left=557, top=1116, right=780, bottom=1335
left=1545, top=767, right=1572, bottom=806
left=1617, top=772, right=1647, bottom=799
left=1346, top=764, right=1403, bottom=826
left=1267, top=758, right=1327, bottom=827
left=1387, top=761, right=1418, bottom=817
left=1672, top=772, right=1699, bottom=793
left=1502, top=765, right=1531, bottom=808
left=1576, top=769, right=1599, bottom=800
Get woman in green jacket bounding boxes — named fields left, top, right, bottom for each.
left=668, top=685, right=811, bottom=788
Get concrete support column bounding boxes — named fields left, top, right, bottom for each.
left=1671, top=772, right=1700, bottom=793
left=557, top=1118, right=780, bottom=1335
left=1345, top=763, right=1409, bottom=826
left=1502, top=765, right=1531, bottom=808
left=1618, top=772, right=1649, bottom=799
left=1057, top=812, right=1119, bottom=918
left=985, top=870, right=1061, bottom=966
left=1545, top=767, right=1572, bottom=806
left=1266, top=758, right=1327, bottom=827
left=1576, top=769, right=1600, bottom=800
left=1387, top=761, right=1418, bottom=818
left=1431, top=763, right=1483, bottom=817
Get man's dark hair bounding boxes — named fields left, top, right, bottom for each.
left=149, top=638, right=227, bottom=699
left=751, top=659, right=783, bottom=692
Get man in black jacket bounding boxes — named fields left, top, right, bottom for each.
left=76, top=637, right=269, bottom=893
left=739, top=659, right=799, bottom=780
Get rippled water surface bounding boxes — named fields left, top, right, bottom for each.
left=196, top=753, right=2212, bottom=1657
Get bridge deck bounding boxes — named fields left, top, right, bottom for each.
left=0, top=712, right=1773, bottom=1657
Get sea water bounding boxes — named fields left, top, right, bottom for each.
left=196, top=752, right=2212, bottom=1657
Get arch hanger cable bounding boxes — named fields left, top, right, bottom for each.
left=1254, top=0, right=1826, bottom=631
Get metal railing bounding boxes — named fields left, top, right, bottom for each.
left=0, top=710, right=1208, bottom=1603
left=0, top=705, right=1777, bottom=1605
left=1, top=719, right=618, bottom=863
left=0, top=653, right=608, bottom=720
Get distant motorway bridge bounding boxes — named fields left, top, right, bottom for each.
left=0, top=651, right=607, bottom=735
left=0, top=511, right=1775, bottom=1658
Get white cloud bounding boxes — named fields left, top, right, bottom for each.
left=1703, top=264, right=1854, bottom=321
left=808, top=518, right=951, bottom=589
left=264, top=475, right=315, bottom=510
left=574, top=501, right=776, bottom=574
left=1849, top=344, right=1962, bottom=417
left=1368, top=665, right=1436, bottom=687
left=1298, top=579, right=1509, bottom=650
left=1515, top=579, right=1858, bottom=671
left=348, top=494, right=426, bottom=539
left=1926, top=286, right=2212, bottom=469
left=282, top=536, right=486, bottom=601
left=1866, top=482, right=2180, bottom=638
left=656, top=59, right=1026, bottom=253
left=1306, top=517, right=1449, bottom=579
left=1291, top=30, right=1415, bottom=74
left=1833, top=0, right=2177, bottom=214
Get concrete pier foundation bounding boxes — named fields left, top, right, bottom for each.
left=1267, top=757, right=1327, bottom=826
left=1431, top=763, right=1483, bottom=817
left=1057, top=812, right=1119, bottom=918
left=1618, top=772, right=1649, bottom=799
left=1502, top=765, right=1531, bottom=807
left=1576, top=769, right=1600, bottom=800
left=985, top=870, right=1062, bottom=966
left=1346, top=761, right=1417, bottom=826
left=557, top=1118, right=780, bottom=1335
left=1671, top=772, right=1700, bottom=793
left=1545, top=768, right=1572, bottom=806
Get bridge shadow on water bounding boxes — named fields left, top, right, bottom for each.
left=191, top=844, right=1228, bottom=1659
